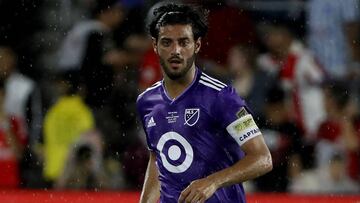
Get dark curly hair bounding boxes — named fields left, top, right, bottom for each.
left=148, top=3, right=208, bottom=41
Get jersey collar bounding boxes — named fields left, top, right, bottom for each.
left=161, top=67, right=201, bottom=104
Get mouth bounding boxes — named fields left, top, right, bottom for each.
left=168, top=57, right=183, bottom=63
left=168, top=58, right=183, bottom=68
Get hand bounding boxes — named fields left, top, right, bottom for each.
left=178, top=177, right=218, bottom=203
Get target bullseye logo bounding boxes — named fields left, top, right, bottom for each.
left=156, top=131, right=193, bottom=173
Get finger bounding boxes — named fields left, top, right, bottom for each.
left=178, top=188, right=191, bottom=203
left=183, top=190, right=197, bottom=203
left=189, top=192, right=203, bottom=203
left=198, top=196, right=206, bottom=203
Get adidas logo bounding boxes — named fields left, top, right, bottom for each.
left=147, top=117, right=156, bottom=127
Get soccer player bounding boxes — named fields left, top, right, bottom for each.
left=137, top=3, right=272, bottom=203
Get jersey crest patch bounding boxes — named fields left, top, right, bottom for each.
left=236, top=107, right=249, bottom=118
left=184, top=108, right=200, bottom=126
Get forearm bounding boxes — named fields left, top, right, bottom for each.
left=178, top=140, right=272, bottom=203
left=140, top=152, right=160, bottom=203
left=207, top=151, right=272, bottom=188
left=178, top=135, right=272, bottom=202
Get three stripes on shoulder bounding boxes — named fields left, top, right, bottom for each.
left=140, top=72, right=227, bottom=97
left=199, top=73, right=227, bottom=91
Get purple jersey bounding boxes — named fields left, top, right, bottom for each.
left=137, top=68, right=261, bottom=203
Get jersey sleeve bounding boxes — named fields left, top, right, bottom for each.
left=212, top=86, right=262, bottom=146
left=136, top=96, right=154, bottom=151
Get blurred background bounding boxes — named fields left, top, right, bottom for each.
left=0, top=0, right=359, bottom=201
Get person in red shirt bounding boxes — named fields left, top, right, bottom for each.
left=257, top=22, right=326, bottom=141
left=316, top=80, right=360, bottom=183
left=0, top=80, right=27, bottom=188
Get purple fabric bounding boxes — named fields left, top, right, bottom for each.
left=137, top=68, right=248, bottom=203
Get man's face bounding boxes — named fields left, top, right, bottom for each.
left=153, top=24, right=201, bottom=80
left=264, top=28, right=289, bottom=56
left=0, top=47, right=15, bottom=80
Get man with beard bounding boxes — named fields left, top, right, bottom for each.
left=136, top=3, right=272, bottom=203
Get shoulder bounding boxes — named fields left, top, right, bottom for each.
left=136, top=81, right=162, bottom=105
left=137, top=81, right=163, bottom=121
left=197, top=72, right=246, bottom=109
left=198, top=71, right=228, bottom=93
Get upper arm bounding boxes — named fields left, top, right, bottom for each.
left=212, top=86, right=251, bottom=129
left=240, top=134, right=271, bottom=157
left=212, top=86, right=263, bottom=147
left=240, top=135, right=273, bottom=173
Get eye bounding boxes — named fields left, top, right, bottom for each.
left=160, top=40, right=171, bottom=47
left=179, top=40, right=190, bottom=47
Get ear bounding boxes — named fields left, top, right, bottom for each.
left=152, top=37, right=158, bottom=54
left=194, top=37, right=201, bottom=54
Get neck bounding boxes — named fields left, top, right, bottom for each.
left=163, top=65, right=196, bottom=100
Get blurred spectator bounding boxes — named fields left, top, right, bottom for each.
left=0, top=46, right=35, bottom=123
left=0, top=46, right=42, bottom=188
left=107, top=34, right=150, bottom=188
left=43, top=71, right=95, bottom=184
left=57, top=0, right=126, bottom=109
left=19, top=83, right=47, bottom=188
left=315, top=81, right=360, bottom=183
left=0, top=81, right=28, bottom=188
left=257, top=22, right=325, bottom=140
left=55, top=129, right=126, bottom=190
left=102, top=34, right=149, bottom=188
left=58, top=144, right=102, bottom=189
left=254, top=84, right=303, bottom=192
left=56, top=0, right=150, bottom=189
left=307, top=0, right=360, bottom=79
left=291, top=153, right=359, bottom=194
left=228, top=44, right=275, bottom=118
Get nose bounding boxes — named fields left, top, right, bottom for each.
left=171, top=42, right=181, bottom=56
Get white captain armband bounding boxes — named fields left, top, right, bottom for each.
left=226, top=114, right=262, bottom=146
